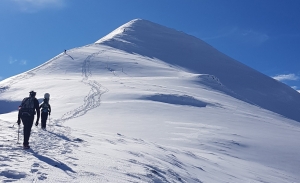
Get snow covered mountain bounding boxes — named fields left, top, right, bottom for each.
left=97, top=19, right=300, bottom=123
left=0, top=19, right=300, bottom=182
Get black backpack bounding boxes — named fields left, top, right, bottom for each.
left=19, top=97, right=35, bottom=117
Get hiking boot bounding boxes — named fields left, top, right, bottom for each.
left=23, top=145, right=30, bottom=149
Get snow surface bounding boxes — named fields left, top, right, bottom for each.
left=0, top=19, right=300, bottom=182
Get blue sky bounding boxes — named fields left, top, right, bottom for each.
left=0, top=0, right=299, bottom=91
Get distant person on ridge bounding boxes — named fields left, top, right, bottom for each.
left=17, top=91, right=40, bottom=149
left=39, top=95, right=51, bottom=130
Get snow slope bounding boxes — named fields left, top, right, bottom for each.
left=97, top=19, right=300, bottom=123
left=0, top=19, right=300, bottom=182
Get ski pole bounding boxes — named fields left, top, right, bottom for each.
left=48, top=113, right=50, bottom=129
left=17, top=124, right=20, bottom=144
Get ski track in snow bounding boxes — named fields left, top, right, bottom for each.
left=60, top=50, right=109, bottom=121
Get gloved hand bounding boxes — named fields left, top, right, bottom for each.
left=35, top=121, right=39, bottom=126
left=17, top=119, right=21, bottom=125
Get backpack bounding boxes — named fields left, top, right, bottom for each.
left=20, top=97, right=35, bottom=117
left=41, top=102, right=50, bottom=113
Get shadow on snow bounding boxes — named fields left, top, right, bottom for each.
left=28, top=149, right=76, bottom=173
left=0, top=98, right=44, bottom=114
left=142, top=94, right=208, bottom=108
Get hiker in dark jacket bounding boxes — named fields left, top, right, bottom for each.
left=17, top=91, right=40, bottom=149
left=39, top=98, right=51, bottom=130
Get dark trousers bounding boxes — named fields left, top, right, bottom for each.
left=41, top=112, right=48, bottom=128
left=21, top=116, right=34, bottom=146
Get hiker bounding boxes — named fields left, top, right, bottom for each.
left=17, top=91, right=40, bottom=149
left=39, top=97, right=51, bottom=130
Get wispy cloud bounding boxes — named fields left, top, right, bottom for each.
left=8, top=0, right=66, bottom=13
left=202, top=27, right=269, bottom=45
left=9, top=57, right=27, bottom=65
left=9, top=57, right=18, bottom=64
left=20, top=60, right=27, bottom=65
left=273, top=74, right=299, bottom=81
left=201, top=27, right=239, bottom=40
left=241, top=29, right=269, bottom=45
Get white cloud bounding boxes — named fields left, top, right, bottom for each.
left=201, top=27, right=239, bottom=40
left=273, top=74, right=299, bottom=81
left=202, top=27, right=269, bottom=45
left=9, top=57, right=27, bottom=65
left=20, top=60, right=27, bottom=65
left=9, top=57, right=18, bottom=64
left=9, top=0, right=66, bottom=12
left=241, top=29, right=269, bottom=45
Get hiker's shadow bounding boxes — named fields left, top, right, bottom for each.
left=28, top=149, right=76, bottom=173
left=65, top=53, right=74, bottom=60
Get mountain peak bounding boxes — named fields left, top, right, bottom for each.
left=95, top=19, right=300, bottom=122
left=95, top=19, right=150, bottom=43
